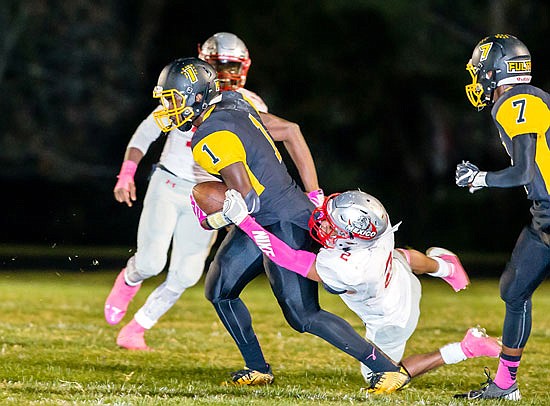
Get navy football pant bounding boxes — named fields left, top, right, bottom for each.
left=500, top=224, right=550, bottom=348
left=205, top=221, right=399, bottom=373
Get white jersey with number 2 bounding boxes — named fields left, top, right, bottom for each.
left=314, top=221, right=421, bottom=364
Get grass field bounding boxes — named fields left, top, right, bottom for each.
left=1, top=268, right=549, bottom=405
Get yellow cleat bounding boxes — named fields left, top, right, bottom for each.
left=223, top=365, right=274, bottom=386
left=367, top=366, right=410, bottom=394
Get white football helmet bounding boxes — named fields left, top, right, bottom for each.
left=309, top=190, right=389, bottom=249
left=198, top=32, right=251, bottom=91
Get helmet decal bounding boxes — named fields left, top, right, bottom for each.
left=479, top=42, right=493, bottom=62
left=505, top=60, right=531, bottom=74
left=345, top=214, right=377, bottom=239
left=181, top=64, right=199, bottom=83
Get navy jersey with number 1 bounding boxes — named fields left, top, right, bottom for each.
left=191, top=91, right=314, bottom=228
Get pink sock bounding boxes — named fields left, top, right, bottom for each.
left=493, top=357, right=520, bottom=389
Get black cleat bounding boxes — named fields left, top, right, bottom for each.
left=454, top=368, right=521, bottom=401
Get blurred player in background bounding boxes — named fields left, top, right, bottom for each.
left=221, top=188, right=501, bottom=386
left=155, top=57, right=413, bottom=394
left=104, top=32, right=323, bottom=350
left=454, top=34, right=550, bottom=401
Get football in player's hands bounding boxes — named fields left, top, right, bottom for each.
left=191, top=181, right=228, bottom=214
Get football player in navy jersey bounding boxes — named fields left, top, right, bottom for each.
left=153, top=57, right=410, bottom=393
left=454, top=34, right=550, bottom=401
left=104, top=32, right=323, bottom=352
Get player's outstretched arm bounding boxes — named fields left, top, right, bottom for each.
left=456, top=133, right=536, bottom=193
left=114, top=147, right=144, bottom=207
left=223, top=189, right=322, bottom=281
left=260, top=112, right=321, bottom=195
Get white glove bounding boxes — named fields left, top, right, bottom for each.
left=456, top=161, right=487, bottom=190
left=222, top=189, right=250, bottom=226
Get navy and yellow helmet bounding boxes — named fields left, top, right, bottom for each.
left=153, top=57, right=220, bottom=132
left=466, top=34, right=531, bottom=110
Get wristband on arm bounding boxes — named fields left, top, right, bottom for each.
left=205, top=212, right=231, bottom=229
left=115, top=160, right=138, bottom=190
left=189, top=194, right=230, bottom=230
left=238, top=216, right=316, bottom=277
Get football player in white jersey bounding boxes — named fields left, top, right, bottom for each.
left=221, top=189, right=502, bottom=388
left=104, top=32, right=324, bottom=350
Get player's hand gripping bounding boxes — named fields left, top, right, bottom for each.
left=307, top=189, right=325, bottom=208
left=114, top=160, right=138, bottom=207
left=455, top=161, right=487, bottom=194
left=223, top=189, right=250, bottom=226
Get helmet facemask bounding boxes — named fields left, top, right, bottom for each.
left=309, top=203, right=350, bottom=249
left=152, top=87, right=196, bottom=132
left=206, top=58, right=249, bottom=91
left=465, top=61, right=494, bottom=111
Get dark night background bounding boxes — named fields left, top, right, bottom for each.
left=1, top=1, right=548, bottom=273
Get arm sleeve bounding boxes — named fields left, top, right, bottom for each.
left=238, top=216, right=316, bottom=277
left=126, top=107, right=164, bottom=154
left=486, top=133, right=537, bottom=188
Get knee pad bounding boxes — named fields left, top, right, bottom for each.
left=130, top=252, right=168, bottom=280
left=500, top=263, right=527, bottom=306
left=165, top=265, right=203, bottom=293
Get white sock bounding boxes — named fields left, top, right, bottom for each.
left=439, top=342, right=467, bottom=364
left=123, top=270, right=143, bottom=286
left=134, top=283, right=182, bottom=329
left=428, top=257, right=451, bottom=278
left=123, top=256, right=145, bottom=285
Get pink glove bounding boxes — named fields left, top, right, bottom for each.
left=189, top=193, right=208, bottom=226
left=307, top=189, right=325, bottom=208
left=115, top=160, right=137, bottom=191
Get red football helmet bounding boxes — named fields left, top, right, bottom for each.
left=198, top=32, right=251, bottom=91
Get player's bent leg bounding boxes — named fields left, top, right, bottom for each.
left=270, top=262, right=403, bottom=376
left=204, top=227, right=270, bottom=381
left=460, top=326, right=501, bottom=358
left=500, top=225, right=549, bottom=349
left=426, top=247, right=470, bottom=292
left=104, top=267, right=142, bottom=325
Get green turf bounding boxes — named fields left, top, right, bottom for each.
left=0, top=270, right=549, bottom=405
